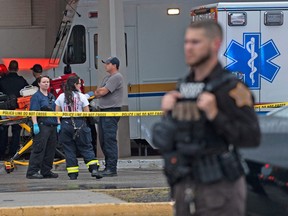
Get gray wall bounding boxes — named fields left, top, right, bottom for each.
left=0, top=0, right=66, bottom=58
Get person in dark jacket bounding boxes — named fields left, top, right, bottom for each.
left=26, top=75, right=59, bottom=179
left=0, top=63, right=8, bottom=159
left=0, top=60, right=28, bottom=98
left=158, top=21, right=260, bottom=216
left=0, top=60, right=28, bottom=157
left=31, top=64, right=43, bottom=87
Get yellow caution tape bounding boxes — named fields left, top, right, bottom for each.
left=254, top=102, right=288, bottom=109
left=0, top=102, right=287, bottom=117
left=0, top=110, right=164, bottom=117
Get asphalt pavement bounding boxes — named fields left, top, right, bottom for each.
left=0, top=157, right=172, bottom=216
left=0, top=156, right=166, bottom=192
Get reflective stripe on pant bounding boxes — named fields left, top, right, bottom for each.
left=86, top=159, right=100, bottom=168
left=67, top=166, right=79, bottom=174
left=173, top=176, right=246, bottom=216
left=59, top=119, right=97, bottom=173
left=98, top=116, right=120, bottom=171
left=27, top=124, right=57, bottom=176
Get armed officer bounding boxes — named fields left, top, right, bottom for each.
left=154, top=21, right=260, bottom=216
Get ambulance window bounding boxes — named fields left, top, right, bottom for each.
left=63, top=25, right=86, bottom=64
left=228, top=12, right=247, bottom=26
left=94, top=34, right=98, bottom=69
left=264, top=11, right=283, bottom=26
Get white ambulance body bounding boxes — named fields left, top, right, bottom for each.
left=191, top=2, right=288, bottom=108
left=48, top=1, right=288, bottom=145
left=48, top=0, right=192, bottom=146
left=4, top=0, right=284, bottom=146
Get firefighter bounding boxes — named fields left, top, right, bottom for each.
left=55, top=75, right=102, bottom=180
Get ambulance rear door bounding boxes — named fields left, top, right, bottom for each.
left=260, top=10, right=287, bottom=104
left=223, top=10, right=261, bottom=103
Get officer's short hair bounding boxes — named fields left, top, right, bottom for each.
left=188, top=20, right=223, bottom=41
left=8, top=60, right=19, bottom=72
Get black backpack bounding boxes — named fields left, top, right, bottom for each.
left=0, top=92, right=18, bottom=110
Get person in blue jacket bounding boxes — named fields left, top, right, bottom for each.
left=26, top=75, right=60, bottom=179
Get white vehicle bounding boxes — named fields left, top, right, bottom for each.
left=50, top=1, right=288, bottom=147
left=4, top=1, right=284, bottom=147
left=47, top=0, right=192, bottom=146
left=49, top=1, right=288, bottom=145
left=191, top=2, right=288, bottom=110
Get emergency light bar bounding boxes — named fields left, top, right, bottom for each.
left=191, top=7, right=217, bottom=21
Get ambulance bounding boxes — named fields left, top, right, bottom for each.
left=5, top=0, right=287, bottom=147
left=191, top=3, right=288, bottom=215
left=191, top=2, right=288, bottom=109
left=48, top=1, right=288, bottom=145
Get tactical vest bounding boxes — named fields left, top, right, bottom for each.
left=153, top=72, right=245, bottom=186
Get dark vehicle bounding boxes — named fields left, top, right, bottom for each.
left=241, top=108, right=288, bottom=216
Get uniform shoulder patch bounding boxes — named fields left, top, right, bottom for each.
left=229, top=83, right=253, bottom=107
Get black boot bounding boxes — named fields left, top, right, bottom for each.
left=89, top=164, right=103, bottom=179
left=68, top=173, right=78, bottom=180
left=100, top=168, right=117, bottom=177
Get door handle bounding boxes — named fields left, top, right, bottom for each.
left=128, top=83, right=132, bottom=91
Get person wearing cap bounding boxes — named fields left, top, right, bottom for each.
left=31, top=64, right=43, bottom=87
left=0, top=60, right=28, bottom=157
left=94, top=57, right=124, bottom=177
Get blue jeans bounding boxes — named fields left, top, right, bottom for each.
left=98, top=108, right=120, bottom=171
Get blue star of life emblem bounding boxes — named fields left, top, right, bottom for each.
left=224, top=33, right=280, bottom=90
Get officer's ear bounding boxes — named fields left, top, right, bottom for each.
left=211, top=37, right=222, bottom=54
left=212, top=37, right=222, bottom=53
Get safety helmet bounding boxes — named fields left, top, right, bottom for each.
left=0, top=64, right=8, bottom=77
